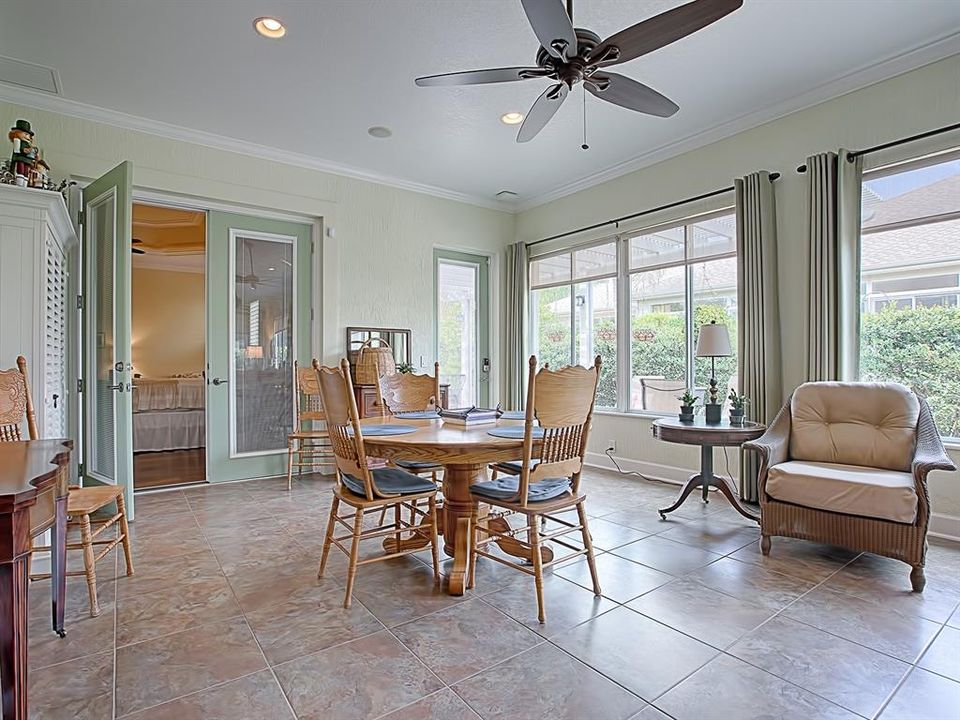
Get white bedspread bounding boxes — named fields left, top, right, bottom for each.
left=133, top=409, right=205, bottom=452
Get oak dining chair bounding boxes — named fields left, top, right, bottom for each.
left=1, top=356, right=133, bottom=617
left=468, top=355, right=603, bottom=623
left=316, top=359, right=441, bottom=608
left=286, top=360, right=336, bottom=490
left=377, top=362, right=444, bottom=489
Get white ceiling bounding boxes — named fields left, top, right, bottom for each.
left=1, top=0, right=958, bottom=210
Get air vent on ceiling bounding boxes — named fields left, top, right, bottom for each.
left=495, top=190, right=518, bottom=200
left=0, top=55, right=60, bottom=94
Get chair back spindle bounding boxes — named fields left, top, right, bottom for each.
left=517, top=355, right=601, bottom=506
left=378, top=362, right=441, bottom=416
left=0, top=356, right=38, bottom=442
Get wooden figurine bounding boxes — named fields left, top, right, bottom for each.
left=29, top=150, right=50, bottom=189
left=8, top=119, right=37, bottom=187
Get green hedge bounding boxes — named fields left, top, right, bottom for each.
left=860, top=305, right=960, bottom=438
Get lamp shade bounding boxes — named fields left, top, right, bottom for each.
left=695, top=321, right=732, bottom=358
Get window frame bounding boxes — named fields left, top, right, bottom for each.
left=528, top=206, right=738, bottom=416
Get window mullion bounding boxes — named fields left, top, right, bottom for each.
left=616, top=234, right=630, bottom=412
left=684, top=224, right=695, bottom=391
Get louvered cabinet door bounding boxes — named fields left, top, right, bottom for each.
left=44, top=234, right=68, bottom=438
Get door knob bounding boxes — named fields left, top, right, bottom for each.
left=107, top=383, right=125, bottom=392
left=211, top=377, right=228, bottom=386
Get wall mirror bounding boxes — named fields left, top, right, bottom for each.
left=345, top=326, right=411, bottom=373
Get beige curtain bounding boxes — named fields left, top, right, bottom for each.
left=805, top=150, right=863, bottom=381
left=504, top=241, right=528, bottom=409
left=736, top=171, right=781, bottom=503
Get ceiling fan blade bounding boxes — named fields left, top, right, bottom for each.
left=586, top=72, right=679, bottom=117
left=587, top=0, right=742, bottom=67
left=517, top=82, right=569, bottom=143
left=131, top=247, right=146, bottom=255
left=415, top=67, right=546, bottom=87
left=520, top=0, right=576, bottom=61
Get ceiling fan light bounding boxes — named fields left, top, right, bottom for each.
left=253, top=17, right=286, bottom=38
left=500, top=112, right=524, bottom=125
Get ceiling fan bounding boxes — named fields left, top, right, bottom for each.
left=131, top=238, right=146, bottom=255
left=415, top=0, right=742, bottom=143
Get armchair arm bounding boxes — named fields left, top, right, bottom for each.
left=913, top=397, right=956, bottom=488
left=743, top=398, right=792, bottom=500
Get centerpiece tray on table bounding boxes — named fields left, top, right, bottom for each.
left=439, top=406, right=500, bottom=427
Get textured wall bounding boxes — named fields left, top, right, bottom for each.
left=0, top=100, right=516, bottom=390
left=516, top=55, right=960, bottom=525
left=131, top=267, right=205, bottom=378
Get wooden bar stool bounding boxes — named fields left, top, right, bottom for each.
left=34, top=485, right=135, bottom=616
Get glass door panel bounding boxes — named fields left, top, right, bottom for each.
left=206, top=211, right=311, bottom=483
left=232, top=233, right=294, bottom=456
left=83, top=161, right=135, bottom=517
left=435, top=250, right=489, bottom=407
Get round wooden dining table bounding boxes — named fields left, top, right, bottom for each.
left=358, top=416, right=542, bottom=595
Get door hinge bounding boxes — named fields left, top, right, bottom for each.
left=76, top=294, right=84, bottom=310
left=77, top=378, right=84, bottom=394
left=78, top=461, right=84, bottom=478
left=311, top=239, right=315, bottom=254
left=77, top=209, right=85, bottom=226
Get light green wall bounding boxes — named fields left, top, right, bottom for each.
left=516, top=54, right=960, bottom=527
left=0, top=100, right=516, bottom=384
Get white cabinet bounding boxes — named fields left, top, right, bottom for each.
left=0, top=185, right=78, bottom=442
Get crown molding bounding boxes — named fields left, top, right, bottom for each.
left=515, top=32, right=960, bottom=212
left=0, top=84, right=512, bottom=213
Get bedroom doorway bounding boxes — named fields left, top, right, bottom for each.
left=131, top=202, right=207, bottom=490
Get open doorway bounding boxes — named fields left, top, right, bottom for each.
left=131, top=203, right=207, bottom=490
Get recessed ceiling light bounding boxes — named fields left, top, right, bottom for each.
left=253, top=17, right=286, bottom=39
left=500, top=112, right=524, bottom=125
left=268, top=266, right=275, bottom=271
left=367, top=126, right=392, bottom=139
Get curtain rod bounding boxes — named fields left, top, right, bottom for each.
left=525, top=171, right=780, bottom=248
left=796, top=122, right=960, bottom=173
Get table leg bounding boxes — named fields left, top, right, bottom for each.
left=658, top=474, right=705, bottom=519
left=700, top=445, right=713, bottom=503
left=711, top=473, right=761, bottom=523
left=51, top=495, right=67, bottom=637
left=0, top=554, right=29, bottom=720
left=448, top=516, right=471, bottom=596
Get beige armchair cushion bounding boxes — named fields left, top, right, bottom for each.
left=789, top=382, right=919, bottom=472
left=766, top=460, right=917, bottom=524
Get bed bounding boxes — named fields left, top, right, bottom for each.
left=133, top=376, right=205, bottom=452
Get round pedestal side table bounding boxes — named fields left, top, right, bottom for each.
left=652, top=417, right=765, bottom=523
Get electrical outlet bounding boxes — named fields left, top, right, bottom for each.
left=604, top=440, right=616, bottom=453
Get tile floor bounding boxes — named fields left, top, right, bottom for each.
left=26, top=469, right=960, bottom=720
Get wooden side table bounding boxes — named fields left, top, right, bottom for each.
left=652, top=417, right=765, bottom=523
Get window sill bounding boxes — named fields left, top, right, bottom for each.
left=593, top=409, right=672, bottom=421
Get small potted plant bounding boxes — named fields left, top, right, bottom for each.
left=728, top=389, right=748, bottom=425
left=396, top=361, right=414, bottom=374
left=677, top=390, right=697, bottom=423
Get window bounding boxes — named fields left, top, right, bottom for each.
left=529, top=210, right=738, bottom=413
left=530, top=242, right=618, bottom=407
left=628, top=212, right=737, bottom=411
left=859, top=153, right=960, bottom=439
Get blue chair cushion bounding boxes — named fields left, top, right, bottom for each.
left=471, top=475, right=571, bottom=503
left=494, top=458, right=540, bottom=475
left=342, top=467, right=437, bottom=497
left=395, top=459, right=442, bottom=471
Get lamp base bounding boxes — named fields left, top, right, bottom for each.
left=704, top=403, right=722, bottom=425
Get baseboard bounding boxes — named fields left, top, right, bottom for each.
left=930, top=513, right=960, bottom=543
left=584, top=451, right=690, bottom=485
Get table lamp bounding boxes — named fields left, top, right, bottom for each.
left=695, top=320, right=731, bottom=424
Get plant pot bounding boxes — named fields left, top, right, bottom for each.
left=704, top=402, right=722, bottom=425
left=729, top=409, right=745, bottom=425
left=678, top=405, right=694, bottom=422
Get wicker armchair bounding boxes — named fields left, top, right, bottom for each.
left=744, top=382, right=955, bottom=592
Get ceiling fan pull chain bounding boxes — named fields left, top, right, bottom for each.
left=581, top=84, right=589, bottom=151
